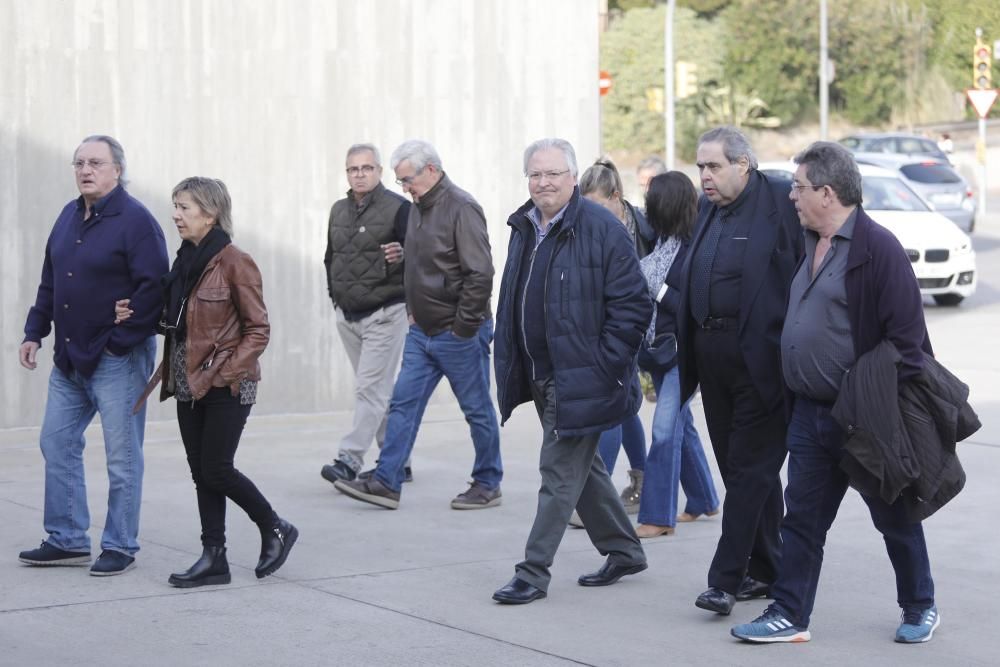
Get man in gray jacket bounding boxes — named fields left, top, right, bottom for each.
left=334, top=140, right=502, bottom=510
left=321, top=143, right=410, bottom=485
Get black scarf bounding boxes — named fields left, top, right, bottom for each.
left=161, top=226, right=231, bottom=339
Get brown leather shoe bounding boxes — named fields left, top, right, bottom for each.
left=636, top=523, right=675, bottom=538
left=677, top=508, right=720, bottom=523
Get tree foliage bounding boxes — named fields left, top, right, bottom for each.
left=601, top=0, right=1000, bottom=157
left=601, top=5, right=726, bottom=156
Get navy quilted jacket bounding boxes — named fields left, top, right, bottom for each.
left=494, top=188, right=652, bottom=436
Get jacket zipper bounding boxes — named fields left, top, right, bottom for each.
left=520, top=242, right=541, bottom=380
left=545, top=228, right=572, bottom=437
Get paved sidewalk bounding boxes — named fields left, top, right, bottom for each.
left=1, top=384, right=997, bottom=666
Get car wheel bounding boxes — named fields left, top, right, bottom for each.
left=968, top=216, right=976, bottom=233
left=933, top=294, right=964, bottom=307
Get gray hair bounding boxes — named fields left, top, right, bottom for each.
left=77, top=135, right=129, bottom=187
left=172, top=177, right=234, bottom=236
left=346, top=143, right=381, bottom=165
left=390, top=139, right=443, bottom=172
left=523, top=138, right=579, bottom=178
left=579, top=158, right=623, bottom=199
left=793, top=141, right=863, bottom=206
left=698, top=126, right=758, bottom=170
left=637, top=155, right=667, bottom=176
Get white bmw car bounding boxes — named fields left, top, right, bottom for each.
left=759, top=162, right=976, bottom=306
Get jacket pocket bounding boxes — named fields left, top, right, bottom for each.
left=195, top=287, right=232, bottom=329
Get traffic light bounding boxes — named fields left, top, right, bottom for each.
left=973, top=42, right=992, bottom=89
left=676, top=61, right=698, bottom=99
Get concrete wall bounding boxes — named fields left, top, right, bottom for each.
left=0, top=0, right=601, bottom=428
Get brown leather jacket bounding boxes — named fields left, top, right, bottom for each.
left=138, top=244, right=269, bottom=408
left=403, top=173, right=494, bottom=337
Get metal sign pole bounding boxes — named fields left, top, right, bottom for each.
left=979, top=117, right=987, bottom=217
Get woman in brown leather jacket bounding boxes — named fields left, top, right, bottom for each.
left=119, top=177, right=297, bottom=587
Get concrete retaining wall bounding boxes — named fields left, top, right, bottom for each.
left=0, top=0, right=600, bottom=428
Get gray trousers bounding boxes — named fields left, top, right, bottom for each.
left=334, top=302, right=408, bottom=472
left=515, top=378, right=646, bottom=591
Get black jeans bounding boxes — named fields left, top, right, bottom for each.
left=694, top=326, right=787, bottom=594
left=176, top=387, right=276, bottom=547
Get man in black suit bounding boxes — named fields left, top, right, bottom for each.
left=678, top=126, right=802, bottom=615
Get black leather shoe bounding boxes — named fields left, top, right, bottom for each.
left=492, top=577, right=547, bottom=604
left=735, top=575, right=772, bottom=601
left=321, top=460, right=356, bottom=484
left=695, top=587, right=736, bottom=615
left=168, top=546, right=231, bottom=588
left=577, top=560, right=648, bottom=587
left=256, top=518, right=298, bottom=579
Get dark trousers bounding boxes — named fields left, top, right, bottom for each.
left=694, top=327, right=787, bottom=593
left=514, top=378, right=645, bottom=592
left=176, top=387, right=276, bottom=547
left=772, top=396, right=935, bottom=628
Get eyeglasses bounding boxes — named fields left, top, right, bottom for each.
left=346, top=164, right=378, bottom=177
left=526, top=169, right=570, bottom=182
left=395, top=166, right=425, bottom=186
left=790, top=183, right=826, bottom=193
left=72, top=159, right=112, bottom=171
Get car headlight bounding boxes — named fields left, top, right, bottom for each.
left=953, top=243, right=972, bottom=256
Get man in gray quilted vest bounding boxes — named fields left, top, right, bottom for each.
left=321, top=143, right=411, bottom=484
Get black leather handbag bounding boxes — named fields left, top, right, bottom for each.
left=637, top=332, right=677, bottom=373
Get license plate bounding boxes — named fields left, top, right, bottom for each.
left=930, top=193, right=961, bottom=208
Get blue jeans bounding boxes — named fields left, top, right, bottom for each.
left=375, top=321, right=502, bottom=492
left=772, top=395, right=935, bottom=628
left=39, top=337, right=156, bottom=555
left=598, top=413, right=646, bottom=475
left=637, top=366, right=719, bottom=527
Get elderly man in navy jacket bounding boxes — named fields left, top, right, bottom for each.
left=732, top=142, right=939, bottom=644
left=491, top=138, right=652, bottom=604
left=18, top=136, right=168, bottom=576
left=679, top=126, right=803, bottom=615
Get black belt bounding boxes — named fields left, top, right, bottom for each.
left=699, top=316, right=737, bottom=331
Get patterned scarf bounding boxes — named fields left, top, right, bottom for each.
left=639, top=235, right=682, bottom=343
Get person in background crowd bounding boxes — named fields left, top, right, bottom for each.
left=125, top=177, right=297, bottom=587
left=678, top=126, right=803, bottom=616
left=635, top=155, right=667, bottom=403
left=491, top=138, right=650, bottom=605
left=18, top=135, right=167, bottom=576
left=574, top=158, right=653, bottom=521
left=320, top=143, right=411, bottom=486
left=636, top=155, right=668, bottom=197
left=333, top=139, right=503, bottom=511
left=634, top=172, right=719, bottom=539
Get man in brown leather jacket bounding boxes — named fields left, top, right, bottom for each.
left=334, top=140, right=503, bottom=511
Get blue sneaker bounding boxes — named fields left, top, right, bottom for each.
left=731, top=607, right=811, bottom=643
left=895, top=605, right=939, bottom=643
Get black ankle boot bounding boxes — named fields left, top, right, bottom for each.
left=168, top=546, right=231, bottom=588
left=255, top=517, right=298, bottom=579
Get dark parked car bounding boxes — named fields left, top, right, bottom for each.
left=839, top=132, right=951, bottom=164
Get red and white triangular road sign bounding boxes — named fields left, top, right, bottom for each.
left=967, top=89, right=999, bottom=118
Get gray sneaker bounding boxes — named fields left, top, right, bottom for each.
left=450, top=482, right=502, bottom=510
